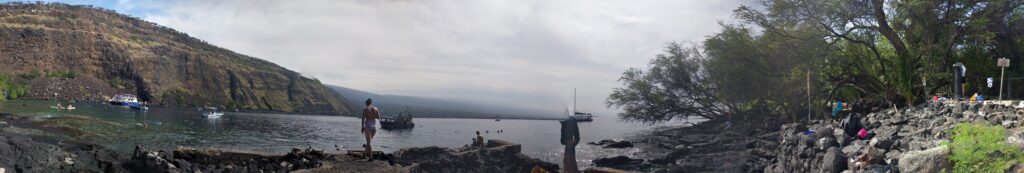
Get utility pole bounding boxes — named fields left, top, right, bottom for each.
left=807, top=68, right=811, bottom=121
left=999, top=57, right=1010, bottom=100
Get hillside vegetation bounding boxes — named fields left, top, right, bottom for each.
left=0, top=2, right=352, bottom=115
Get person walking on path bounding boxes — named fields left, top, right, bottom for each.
left=361, top=98, right=381, bottom=161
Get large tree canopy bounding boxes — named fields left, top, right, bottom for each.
left=609, top=0, right=1024, bottom=123
left=607, top=43, right=731, bottom=124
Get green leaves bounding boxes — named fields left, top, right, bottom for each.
left=611, top=0, right=1024, bottom=123
left=607, top=43, right=729, bottom=124
left=945, top=123, right=1022, bottom=173
left=0, top=74, right=29, bottom=100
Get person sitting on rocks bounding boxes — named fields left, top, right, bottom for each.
left=832, top=100, right=845, bottom=121
left=474, top=131, right=485, bottom=148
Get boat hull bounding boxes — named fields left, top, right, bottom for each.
left=380, top=121, right=414, bottom=129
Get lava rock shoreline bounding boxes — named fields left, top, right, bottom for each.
left=589, top=101, right=1024, bottom=172
left=0, top=126, right=560, bottom=173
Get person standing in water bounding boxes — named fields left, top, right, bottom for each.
left=361, top=98, right=380, bottom=161
left=560, top=116, right=580, bottom=173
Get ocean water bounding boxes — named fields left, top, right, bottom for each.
left=0, top=100, right=691, bottom=167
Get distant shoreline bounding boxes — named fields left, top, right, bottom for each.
left=21, top=99, right=569, bottom=120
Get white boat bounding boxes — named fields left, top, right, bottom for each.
left=569, top=89, right=594, bottom=122
left=109, top=94, right=140, bottom=105
left=202, top=112, right=224, bottom=118
left=200, top=106, right=223, bottom=118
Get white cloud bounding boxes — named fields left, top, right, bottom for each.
left=121, top=0, right=748, bottom=117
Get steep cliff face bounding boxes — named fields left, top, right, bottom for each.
left=0, top=3, right=352, bottom=115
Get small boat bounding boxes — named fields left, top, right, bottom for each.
left=202, top=112, right=224, bottom=118
left=571, top=112, right=594, bottom=122
left=110, top=94, right=148, bottom=110
left=495, top=116, right=501, bottom=121
left=51, top=103, right=75, bottom=111
left=109, top=94, right=140, bottom=105
left=381, top=107, right=414, bottom=130
left=202, top=107, right=223, bottom=118
left=126, top=102, right=148, bottom=110
left=568, top=89, right=594, bottom=122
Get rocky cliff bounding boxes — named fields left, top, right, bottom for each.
left=0, top=2, right=352, bottom=115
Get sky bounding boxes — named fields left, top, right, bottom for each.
left=12, top=0, right=755, bottom=117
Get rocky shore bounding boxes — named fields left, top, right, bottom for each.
left=763, top=101, right=1024, bottom=173
left=0, top=122, right=560, bottom=173
left=589, top=101, right=1024, bottom=172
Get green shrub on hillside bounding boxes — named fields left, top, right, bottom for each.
left=108, top=78, right=127, bottom=89
left=19, top=69, right=42, bottom=80
left=944, top=123, right=1024, bottom=173
left=46, top=70, right=78, bottom=79
left=0, top=75, right=29, bottom=100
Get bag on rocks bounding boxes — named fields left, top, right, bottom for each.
left=841, top=114, right=863, bottom=137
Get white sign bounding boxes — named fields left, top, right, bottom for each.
left=998, top=58, right=1010, bottom=67
left=988, top=77, right=994, bottom=88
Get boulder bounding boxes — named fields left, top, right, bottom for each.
left=822, top=147, right=847, bottom=173
left=898, top=145, right=950, bottom=173
left=592, top=156, right=645, bottom=170
left=589, top=140, right=616, bottom=145
left=817, top=137, right=838, bottom=150
left=605, top=141, right=634, bottom=148
left=860, top=165, right=896, bottom=173
left=869, top=137, right=894, bottom=150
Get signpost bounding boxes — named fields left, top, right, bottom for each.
left=998, top=57, right=1009, bottom=100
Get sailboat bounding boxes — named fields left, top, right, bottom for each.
left=570, top=89, right=594, bottom=122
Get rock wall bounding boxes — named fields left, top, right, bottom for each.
left=766, top=101, right=1024, bottom=173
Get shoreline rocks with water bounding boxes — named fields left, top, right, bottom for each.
left=590, top=100, right=1024, bottom=172
left=589, top=115, right=781, bottom=172
left=0, top=120, right=561, bottom=173
left=0, top=131, right=128, bottom=173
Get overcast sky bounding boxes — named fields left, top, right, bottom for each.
left=24, top=0, right=754, bottom=117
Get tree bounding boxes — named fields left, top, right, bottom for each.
left=610, top=0, right=1024, bottom=124
left=607, top=43, right=732, bottom=124
left=703, top=24, right=827, bottom=121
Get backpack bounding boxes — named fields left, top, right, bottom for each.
left=841, top=114, right=862, bottom=137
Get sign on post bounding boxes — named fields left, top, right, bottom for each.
left=999, top=58, right=1009, bottom=100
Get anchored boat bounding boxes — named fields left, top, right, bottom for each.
left=381, top=107, right=414, bottom=130
left=569, top=89, right=594, bottom=122
left=202, top=107, right=224, bottom=118
left=109, top=94, right=148, bottom=110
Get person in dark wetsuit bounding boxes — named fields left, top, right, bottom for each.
left=560, top=116, right=580, bottom=173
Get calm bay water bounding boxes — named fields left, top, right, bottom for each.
left=0, top=100, right=689, bottom=166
